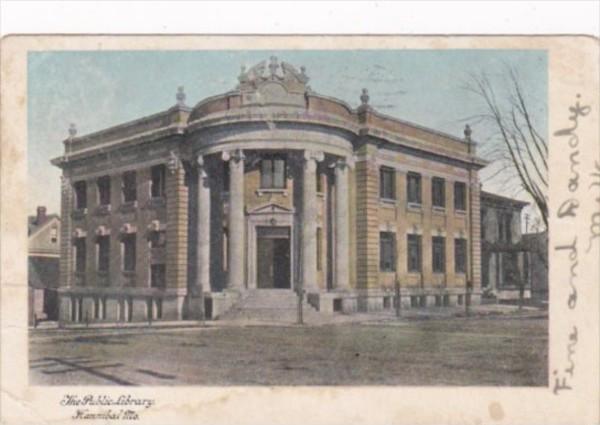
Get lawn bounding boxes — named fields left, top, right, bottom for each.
left=29, top=316, right=548, bottom=386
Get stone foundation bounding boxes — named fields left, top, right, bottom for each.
left=57, top=288, right=186, bottom=325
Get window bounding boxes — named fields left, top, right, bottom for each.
left=150, top=264, right=166, bottom=288
left=150, top=165, right=166, bottom=198
left=97, top=176, right=111, bottom=206
left=499, top=213, right=512, bottom=242
left=432, top=236, right=446, bottom=273
left=149, top=230, right=166, bottom=248
left=432, top=177, right=445, bottom=208
left=407, top=234, right=422, bottom=272
left=74, top=237, right=86, bottom=273
left=74, top=181, right=87, bottom=209
left=379, top=167, right=396, bottom=200
left=480, top=208, right=487, bottom=240
left=454, top=182, right=466, bottom=211
left=121, top=234, right=136, bottom=272
left=50, top=227, right=58, bottom=243
left=260, top=156, right=286, bottom=189
left=96, top=235, right=110, bottom=272
left=407, top=172, right=422, bottom=204
left=380, top=232, right=396, bottom=271
left=316, top=227, right=323, bottom=271
left=455, top=238, right=467, bottom=273
left=121, top=171, right=137, bottom=203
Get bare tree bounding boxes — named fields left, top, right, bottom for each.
left=466, top=68, right=548, bottom=228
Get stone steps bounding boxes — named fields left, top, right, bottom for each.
left=218, top=289, right=321, bottom=323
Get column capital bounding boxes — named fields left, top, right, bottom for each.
left=222, top=149, right=245, bottom=163
left=303, top=150, right=324, bottom=163
left=332, top=155, right=355, bottom=171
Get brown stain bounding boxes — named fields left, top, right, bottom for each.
left=488, top=401, right=504, bottom=422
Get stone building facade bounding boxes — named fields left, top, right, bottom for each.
left=52, top=58, right=487, bottom=323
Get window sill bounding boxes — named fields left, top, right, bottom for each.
left=380, top=269, right=396, bottom=274
left=432, top=206, right=446, bottom=215
left=122, top=270, right=136, bottom=277
left=406, top=202, right=422, bottom=212
left=97, top=270, right=109, bottom=277
left=256, top=188, right=288, bottom=197
left=317, top=191, right=325, bottom=198
left=455, top=209, right=467, bottom=216
left=379, top=198, right=397, bottom=207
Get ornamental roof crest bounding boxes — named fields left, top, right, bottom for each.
left=237, top=57, right=310, bottom=107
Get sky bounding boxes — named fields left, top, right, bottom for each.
left=28, top=49, right=547, bottom=228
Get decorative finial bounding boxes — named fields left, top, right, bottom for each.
left=268, top=56, right=279, bottom=78
left=68, top=123, right=77, bottom=138
left=176, top=86, right=186, bottom=106
left=464, top=124, right=472, bottom=140
left=360, top=88, right=370, bottom=106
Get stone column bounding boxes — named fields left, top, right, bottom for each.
left=334, top=157, right=352, bottom=290
left=223, top=149, right=245, bottom=290
left=302, top=150, right=323, bottom=292
left=196, top=155, right=211, bottom=293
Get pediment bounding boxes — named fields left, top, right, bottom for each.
left=246, top=203, right=295, bottom=215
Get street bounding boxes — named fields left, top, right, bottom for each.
left=30, top=314, right=548, bottom=386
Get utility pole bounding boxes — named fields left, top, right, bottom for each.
left=395, top=278, right=401, bottom=318
left=297, top=287, right=304, bottom=325
left=465, top=280, right=472, bottom=317
left=296, top=220, right=304, bottom=325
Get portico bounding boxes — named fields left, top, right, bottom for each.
left=190, top=146, right=353, bottom=301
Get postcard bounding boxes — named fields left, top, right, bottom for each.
left=1, top=35, right=598, bottom=424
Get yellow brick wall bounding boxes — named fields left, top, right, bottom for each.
left=353, top=147, right=473, bottom=292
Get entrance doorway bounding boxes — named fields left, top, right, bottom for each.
left=256, top=226, right=291, bottom=289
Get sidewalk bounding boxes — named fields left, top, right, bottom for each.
left=30, top=303, right=546, bottom=335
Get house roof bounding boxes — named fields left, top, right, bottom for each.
left=28, top=214, right=60, bottom=237
left=481, top=191, right=529, bottom=209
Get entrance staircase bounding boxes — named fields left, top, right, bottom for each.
left=217, top=289, right=322, bottom=324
